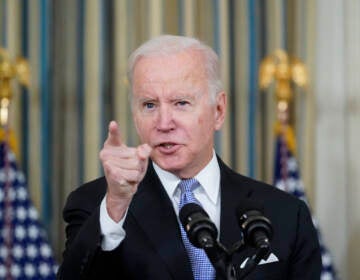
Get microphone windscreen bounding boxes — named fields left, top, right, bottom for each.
left=179, top=203, right=208, bottom=226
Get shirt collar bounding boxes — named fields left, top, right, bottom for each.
left=152, top=151, right=220, bottom=205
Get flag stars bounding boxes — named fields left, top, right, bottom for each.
left=13, top=245, right=24, bottom=259
left=40, top=244, right=52, bottom=258
left=28, top=206, right=39, bottom=220
left=39, top=263, right=51, bottom=276
left=321, top=271, right=334, bottom=280
left=276, top=137, right=337, bottom=279
left=28, top=224, right=40, bottom=239
left=26, top=244, right=38, bottom=259
left=2, top=226, right=13, bottom=240
left=0, top=143, right=56, bottom=277
left=0, top=246, right=8, bottom=259
left=286, top=178, right=297, bottom=192
left=0, top=265, right=6, bottom=278
left=287, top=157, right=298, bottom=172
left=7, top=151, right=16, bottom=162
left=322, top=252, right=332, bottom=267
left=17, top=186, right=27, bottom=200
left=0, top=170, right=5, bottom=182
left=10, top=264, right=21, bottom=278
left=15, top=225, right=26, bottom=240
left=275, top=179, right=286, bottom=191
left=16, top=171, right=25, bottom=183
left=16, top=206, right=27, bottom=221
left=0, top=168, right=17, bottom=182
left=6, top=188, right=16, bottom=202
left=24, top=263, right=36, bottom=277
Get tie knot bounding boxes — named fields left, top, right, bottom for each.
left=178, top=178, right=200, bottom=195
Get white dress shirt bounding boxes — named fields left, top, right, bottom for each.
left=99, top=151, right=221, bottom=251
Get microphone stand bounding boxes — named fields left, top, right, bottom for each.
left=233, top=244, right=271, bottom=280
left=203, top=240, right=238, bottom=280
left=203, top=239, right=271, bottom=280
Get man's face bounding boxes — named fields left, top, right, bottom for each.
left=132, top=50, right=226, bottom=178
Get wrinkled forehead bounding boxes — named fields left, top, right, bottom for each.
left=134, top=48, right=205, bottom=70
left=132, top=50, right=208, bottom=86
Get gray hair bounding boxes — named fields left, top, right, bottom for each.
left=127, top=35, right=223, bottom=103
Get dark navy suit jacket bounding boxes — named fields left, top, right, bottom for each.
left=57, top=158, right=321, bottom=279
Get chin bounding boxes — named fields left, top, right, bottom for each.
left=158, top=161, right=185, bottom=173
left=154, top=157, right=186, bottom=173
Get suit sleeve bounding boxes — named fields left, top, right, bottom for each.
left=57, top=189, right=104, bottom=280
left=289, top=200, right=322, bottom=279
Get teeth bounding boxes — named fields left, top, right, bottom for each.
left=162, top=143, right=173, bottom=149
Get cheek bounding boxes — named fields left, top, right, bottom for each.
left=134, top=117, right=151, bottom=138
left=197, top=111, right=215, bottom=129
left=198, top=117, right=203, bottom=125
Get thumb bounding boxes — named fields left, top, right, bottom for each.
left=106, top=120, right=123, bottom=146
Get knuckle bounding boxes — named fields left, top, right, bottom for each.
left=118, top=178, right=127, bottom=186
left=133, top=158, right=141, bottom=170
left=99, top=150, right=106, bottom=160
left=105, top=165, right=115, bottom=178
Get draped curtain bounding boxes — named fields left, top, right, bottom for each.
left=1, top=0, right=359, bottom=279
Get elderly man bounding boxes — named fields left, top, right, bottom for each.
left=58, top=35, right=321, bottom=279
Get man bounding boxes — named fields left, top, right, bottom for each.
left=58, top=35, right=321, bottom=279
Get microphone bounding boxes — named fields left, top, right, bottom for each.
left=236, top=200, right=273, bottom=254
left=180, top=203, right=230, bottom=279
left=179, top=203, right=218, bottom=248
left=233, top=200, right=274, bottom=279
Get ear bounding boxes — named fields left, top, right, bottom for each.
left=214, top=91, right=227, bottom=130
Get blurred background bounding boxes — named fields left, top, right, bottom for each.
left=0, top=0, right=359, bottom=279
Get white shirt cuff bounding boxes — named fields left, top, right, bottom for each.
left=99, top=195, right=127, bottom=251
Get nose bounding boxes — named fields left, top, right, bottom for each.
left=156, top=105, right=175, bottom=132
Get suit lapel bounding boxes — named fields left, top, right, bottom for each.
left=128, top=163, right=193, bottom=280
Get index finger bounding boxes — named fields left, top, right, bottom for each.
left=106, top=120, right=123, bottom=146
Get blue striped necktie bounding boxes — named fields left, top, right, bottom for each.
left=178, top=178, right=215, bottom=280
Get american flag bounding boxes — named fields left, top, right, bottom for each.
left=274, top=124, right=337, bottom=280
left=0, top=140, right=57, bottom=279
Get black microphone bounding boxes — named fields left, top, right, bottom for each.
left=179, top=203, right=218, bottom=248
left=236, top=200, right=273, bottom=254
left=180, top=203, right=231, bottom=279
left=233, top=200, right=274, bottom=279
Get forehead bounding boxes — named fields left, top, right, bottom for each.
left=132, top=50, right=207, bottom=87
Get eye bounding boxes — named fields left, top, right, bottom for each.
left=176, top=100, right=189, bottom=107
left=144, top=102, right=155, bottom=109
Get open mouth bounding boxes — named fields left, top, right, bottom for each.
left=156, top=142, right=180, bottom=153
left=159, top=143, right=175, bottom=149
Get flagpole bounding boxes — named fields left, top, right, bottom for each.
left=259, top=48, right=307, bottom=197
left=259, top=48, right=307, bottom=121
left=0, top=47, right=30, bottom=280
left=259, top=50, right=338, bottom=279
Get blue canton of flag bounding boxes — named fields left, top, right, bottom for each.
left=0, top=142, right=57, bottom=279
left=274, top=131, right=337, bottom=280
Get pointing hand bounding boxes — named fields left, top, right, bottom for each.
left=99, top=121, right=152, bottom=221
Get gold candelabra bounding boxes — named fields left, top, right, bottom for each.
left=0, top=47, right=30, bottom=126
left=259, top=49, right=307, bottom=123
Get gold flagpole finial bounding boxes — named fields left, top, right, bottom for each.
left=0, top=47, right=30, bottom=126
left=259, top=49, right=307, bottom=124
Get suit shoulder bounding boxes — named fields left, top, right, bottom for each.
left=64, top=177, right=107, bottom=213
left=242, top=174, right=298, bottom=200
left=220, top=159, right=302, bottom=204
